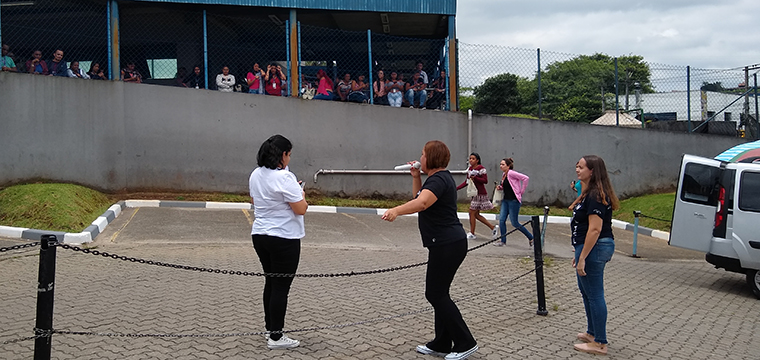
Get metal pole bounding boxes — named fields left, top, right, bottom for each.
left=467, top=109, right=472, bottom=155
left=532, top=216, right=548, bottom=316
left=632, top=211, right=640, bottom=258
left=444, top=36, right=450, bottom=111
left=368, top=29, right=373, bottom=104
left=285, top=19, right=290, bottom=97
left=106, top=1, right=110, bottom=79
left=687, top=66, right=691, bottom=132
left=537, top=48, right=542, bottom=120
left=541, top=206, right=549, bottom=250
left=297, top=21, right=301, bottom=98
left=109, top=0, right=120, bottom=81
left=203, top=10, right=208, bottom=89
left=615, top=57, right=619, bottom=127
left=34, top=235, right=58, bottom=360
left=755, top=73, right=759, bottom=140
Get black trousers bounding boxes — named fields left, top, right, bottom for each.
left=252, top=234, right=301, bottom=340
left=425, top=238, right=477, bottom=353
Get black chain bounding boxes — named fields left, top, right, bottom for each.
left=0, top=242, right=41, bottom=253
left=0, top=328, right=52, bottom=346
left=55, top=222, right=531, bottom=278
left=639, top=214, right=672, bottom=223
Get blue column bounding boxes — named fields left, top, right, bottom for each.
left=447, top=15, right=457, bottom=111
left=203, top=9, right=208, bottom=89
left=444, top=36, right=449, bottom=111
left=285, top=19, right=290, bottom=97
left=289, top=9, right=297, bottom=97
left=297, top=21, right=301, bottom=97
left=109, top=0, right=120, bottom=80
left=368, top=29, right=373, bottom=104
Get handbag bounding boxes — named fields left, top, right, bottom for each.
left=466, top=178, right=477, bottom=197
left=492, top=182, right=503, bottom=204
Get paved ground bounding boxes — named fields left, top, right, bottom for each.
left=1, top=207, right=758, bottom=359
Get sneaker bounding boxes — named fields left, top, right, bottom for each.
left=416, top=344, right=447, bottom=357
left=445, top=345, right=478, bottom=360
left=466, top=233, right=476, bottom=240
left=409, top=105, right=414, bottom=108
left=492, top=242, right=505, bottom=246
left=491, top=226, right=499, bottom=240
left=267, top=335, right=300, bottom=349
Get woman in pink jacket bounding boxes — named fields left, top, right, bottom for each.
left=494, top=158, right=534, bottom=246
left=456, top=153, right=497, bottom=241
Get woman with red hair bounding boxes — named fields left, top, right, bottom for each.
left=313, top=69, right=335, bottom=100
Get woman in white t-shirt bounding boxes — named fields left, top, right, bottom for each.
left=249, top=134, right=307, bottom=350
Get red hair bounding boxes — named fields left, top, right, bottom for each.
left=317, top=69, right=333, bottom=89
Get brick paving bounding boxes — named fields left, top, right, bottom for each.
left=1, top=208, right=759, bottom=359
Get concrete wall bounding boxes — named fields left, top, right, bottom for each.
left=0, top=72, right=745, bottom=205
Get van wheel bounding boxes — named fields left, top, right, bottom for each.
left=748, top=270, right=760, bottom=299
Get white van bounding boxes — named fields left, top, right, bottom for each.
left=670, top=154, right=760, bottom=299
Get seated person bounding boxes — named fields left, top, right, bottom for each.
left=348, top=74, right=369, bottom=103
left=425, top=70, right=447, bottom=110
left=215, top=66, right=235, bottom=92
left=66, top=61, right=90, bottom=79
left=87, top=63, right=106, bottom=80
left=336, top=73, right=352, bottom=101
left=183, top=66, right=204, bottom=89
left=121, top=62, right=142, bottom=83
left=264, top=63, right=285, bottom=96
left=373, top=70, right=388, bottom=105
left=246, top=63, right=264, bottom=94
left=47, top=49, right=67, bottom=77
left=175, top=67, right=188, bottom=87
left=405, top=72, right=427, bottom=108
left=386, top=71, right=405, bottom=107
left=414, top=60, right=428, bottom=84
left=25, top=50, right=48, bottom=75
left=313, top=69, right=334, bottom=100
left=1, top=44, right=18, bottom=72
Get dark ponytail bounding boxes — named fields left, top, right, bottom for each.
left=257, top=134, right=293, bottom=169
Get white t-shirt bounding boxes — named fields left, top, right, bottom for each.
left=249, top=166, right=305, bottom=239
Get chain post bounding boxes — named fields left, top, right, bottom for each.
left=531, top=216, right=548, bottom=316
left=541, top=206, right=549, bottom=250
left=632, top=211, right=641, bottom=258
left=34, top=235, right=58, bottom=360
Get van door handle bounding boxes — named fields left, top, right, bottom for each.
left=693, top=212, right=706, bottom=219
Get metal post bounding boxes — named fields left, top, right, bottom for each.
left=444, top=36, right=450, bottom=111
left=203, top=10, right=208, bottom=89
left=632, top=211, right=641, bottom=258
left=367, top=29, right=373, bottom=104
left=687, top=66, right=691, bottom=132
left=34, top=235, right=58, bottom=360
left=541, top=206, right=549, bottom=250
left=285, top=19, right=290, bottom=97
left=754, top=73, right=759, bottom=140
left=532, top=216, right=548, bottom=316
left=615, top=57, right=619, bottom=127
left=297, top=21, right=301, bottom=98
left=289, top=10, right=297, bottom=97
left=109, top=0, right=120, bottom=81
left=537, top=48, right=542, bottom=120
left=106, top=1, right=110, bottom=79
left=467, top=109, right=472, bottom=155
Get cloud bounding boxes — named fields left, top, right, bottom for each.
left=456, top=0, right=760, bottom=69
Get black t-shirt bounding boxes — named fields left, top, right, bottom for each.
left=501, top=178, right=517, bottom=201
left=418, top=170, right=467, bottom=247
left=571, top=190, right=614, bottom=245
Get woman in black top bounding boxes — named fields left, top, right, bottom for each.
left=382, top=140, right=478, bottom=360
left=569, top=155, right=619, bottom=355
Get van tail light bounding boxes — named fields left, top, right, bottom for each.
left=714, top=185, right=726, bottom=228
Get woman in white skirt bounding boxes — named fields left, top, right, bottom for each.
left=456, top=153, right=497, bottom=240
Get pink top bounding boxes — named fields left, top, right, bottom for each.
left=501, top=169, right=530, bottom=203
left=246, top=72, right=261, bottom=90
left=317, top=77, right=332, bottom=96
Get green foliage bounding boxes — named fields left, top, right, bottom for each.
left=0, top=183, right=112, bottom=232
left=458, top=86, right=475, bottom=113
left=614, top=193, right=674, bottom=231
left=701, top=81, right=726, bottom=92
left=473, top=73, right=522, bottom=114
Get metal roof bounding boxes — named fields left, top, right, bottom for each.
left=131, top=0, right=457, bottom=15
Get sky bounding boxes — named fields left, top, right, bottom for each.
left=455, top=0, right=760, bottom=71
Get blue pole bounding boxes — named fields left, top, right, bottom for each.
left=615, top=57, right=619, bottom=127
left=444, top=36, right=449, bottom=111
left=687, top=66, right=691, bottom=132
left=632, top=211, right=640, bottom=257
left=109, top=0, right=119, bottom=81
left=203, top=10, right=208, bottom=89
left=537, top=48, right=542, bottom=119
left=368, top=29, right=373, bottom=104
left=285, top=19, right=290, bottom=97
left=107, top=1, right=111, bottom=79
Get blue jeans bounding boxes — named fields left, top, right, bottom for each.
left=499, top=199, right=533, bottom=243
left=248, top=88, right=261, bottom=94
left=388, top=91, right=403, bottom=107
left=405, top=89, right=427, bottom=107
left=574, top=238, right=614, bottom=344
left=313, top=92, right=333, bottom=100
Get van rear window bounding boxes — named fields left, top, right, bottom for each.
left=681, top=163, right=720, bottom=205
left=738, top=171, right=760, bottom=212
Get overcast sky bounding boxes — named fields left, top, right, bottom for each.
left=455, top=0, right=760, bottom=70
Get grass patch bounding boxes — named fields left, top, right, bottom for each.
left=0, top=183, right=112, bottom=232
left=0, top=183, right=676, bottom=233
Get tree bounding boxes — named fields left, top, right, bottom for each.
left=539, top=53, right=653, bottom=122
left=472, top=73, right=522, bottom=114
left=701, top=81, right=725, bottom=92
